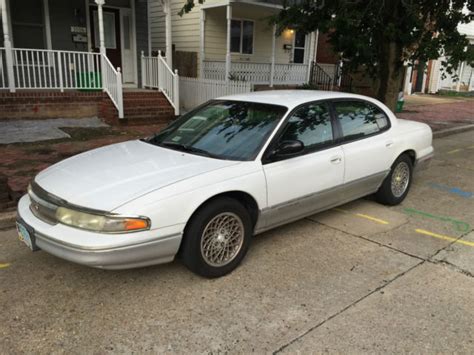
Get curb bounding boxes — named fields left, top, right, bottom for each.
left=0, top=210, right=16, bottom=230
left=433, top=124, right=474, bottom=138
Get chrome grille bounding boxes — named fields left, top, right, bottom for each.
left=28, top=183, right=59, bottom=225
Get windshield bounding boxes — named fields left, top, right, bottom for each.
left=147, top=100, right=287, bottom=161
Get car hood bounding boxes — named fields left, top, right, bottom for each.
left=34, top=140, right=239, bottom=211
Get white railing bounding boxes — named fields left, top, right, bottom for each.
left=8, top=48, right=102, bottom=90
left=179, top=77, right=253, bottom=112
left=102, top=55, right=124, bottom=118
left=141, top=51, right=179, bottom=115
left=0, top=47, right=124, bottom=119
left=203, top=60, right=309, bottom=85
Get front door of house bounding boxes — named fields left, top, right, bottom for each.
left=90, top=7, right=122, bottom=71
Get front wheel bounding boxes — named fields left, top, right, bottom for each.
left=375, top=154, right=413, bottom=205
left=180, top=197, right=252, bottom=278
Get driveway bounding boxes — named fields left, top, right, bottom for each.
left=1, top=131, right=473, bottom=353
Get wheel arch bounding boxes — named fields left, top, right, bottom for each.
left=395, top=149, right=416, bottom=166
left=177, top=190, right=260, bottom=255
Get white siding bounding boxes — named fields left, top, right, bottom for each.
left=149, top=0, right=313, bottom=69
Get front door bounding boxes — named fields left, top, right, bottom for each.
left=261, top=101, right=344, bottom=229
left=90, top=7, right=122, bottom=70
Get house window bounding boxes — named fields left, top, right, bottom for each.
left=93, top=11, right=117, bottom=49
left=293, top=31, right=306, bottom=63
left=10, top=0, right=46, bottom=49
left=230, top=19, right=254, bottom=54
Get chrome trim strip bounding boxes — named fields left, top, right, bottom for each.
left=254, top=170, right=389, bottom=234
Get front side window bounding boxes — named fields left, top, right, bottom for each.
left=230, top=20, right=254, bottom=54
left=148, top=100, right=287, bottom=161
left=334, top=101, right=389, bottom=141
left=279, top=102, right=333, bottom=151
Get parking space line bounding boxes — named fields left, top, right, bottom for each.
left=415, top=229, right=474, bottom=248
left=355, top=213, right=389, bottom=225
left=334, top=208, right=389, bottom=225
left=0, top=263, right=10, bottom=269
left=447, top=148, right=462, bottom=154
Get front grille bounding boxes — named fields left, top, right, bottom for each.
left=28, top=182, right=60, bottom=225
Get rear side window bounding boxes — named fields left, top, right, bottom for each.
left=334, top=101, right=389, bottom=141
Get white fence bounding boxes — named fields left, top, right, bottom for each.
left=0, top=47, right=124, bottom=118
left=102, top=55, right=124, bottom=118
left=203, top=60, right=309, bottom=85
left=179, top=77, right=253, bottom=112
left=141, top=51, right=179, bottom=115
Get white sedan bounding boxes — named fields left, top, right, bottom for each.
left=16, top=91, right=433, bottom=278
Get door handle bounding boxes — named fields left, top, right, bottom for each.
left=330, top=156, right=342, bottom=164
left=386, top=141, right=394, bottom=148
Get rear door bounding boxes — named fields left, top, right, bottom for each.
left=261, top=101, right=345, bottom=229
left=332, top=99, right=394, bottom=198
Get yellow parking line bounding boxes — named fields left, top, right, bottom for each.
left=415, top=229, right=474, bottom=247
left=447, top=148, right=462, bottom=154
left=0, top=263, right=10, bottom=269
left=355, top=213, right=389, bottom=225
left=468, top=145, right=474, bottom=150
left=334, top=208, right=389, bottom=225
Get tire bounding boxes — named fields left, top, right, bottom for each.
left=180, top=197, right=253, bottom=278
left=375, top=154, right=413, bottom=206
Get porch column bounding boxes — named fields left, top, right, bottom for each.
left=225, top=4, right=232, bottom=82
left=95, top=0, right=106, bottom=56
left=270, top=24, right=276, bottom=87
left=163, top=0, right=173, bottom=68
left=305, top=32, right=314, bottom=83
left=200, top=9, right=206, bottom=78
left=1, top=0, right=15, bottom=92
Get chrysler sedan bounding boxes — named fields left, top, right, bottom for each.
left=16, top=91, right=433, bottom=278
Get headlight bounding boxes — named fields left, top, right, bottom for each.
left=55, top=207, right=150, bottom=233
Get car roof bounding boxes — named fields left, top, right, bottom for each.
left=216, top=90, right=377, bottom=109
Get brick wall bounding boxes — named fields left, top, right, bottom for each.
left=0, top=91, right=105, bottom=120
left=316, top=32, right=339, bottom=64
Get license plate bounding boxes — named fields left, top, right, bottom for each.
left=17, top=222, right=33, bottom=250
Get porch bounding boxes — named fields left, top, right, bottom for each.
left=0, top=0, right=176, bottom=121
left=199, top=0, right=315, bottom=85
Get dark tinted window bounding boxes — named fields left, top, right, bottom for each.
left=334, top=101, right=389, bottom=140
left=279, top=102, right=333, bottom=151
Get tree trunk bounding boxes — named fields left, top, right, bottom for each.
left=377, top=41, right=404, bottom=112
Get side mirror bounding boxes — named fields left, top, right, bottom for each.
left=272, top=140, right=304, bottom=158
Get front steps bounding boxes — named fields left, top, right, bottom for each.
left=101, top=90, right=175, bottom=125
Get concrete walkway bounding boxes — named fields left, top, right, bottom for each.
left=0, top=118, right=108, bottom=144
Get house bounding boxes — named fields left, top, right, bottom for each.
left=0, top=0, right=176, bottom=123
left=149, top=0, right=319, bottom=87
left=403, top=10, right=474, bottom=95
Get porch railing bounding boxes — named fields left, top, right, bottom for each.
left=203, top=60, right=309, bottom=85
left=102, top=55, right=124, bottom=118
left=141, top=51, right=179, bottom=115
left=0, top=47, right=124, bottom=118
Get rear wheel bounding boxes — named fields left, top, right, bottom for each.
left=375, top=154, right=413, bottom=205
left=181, top=197, right=252, bottom=278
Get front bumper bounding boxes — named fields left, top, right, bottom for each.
left=17, top=195, right=183, bottom=270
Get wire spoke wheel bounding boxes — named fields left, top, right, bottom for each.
left=391, top=161, right=410, bottom=198
left=200, top=212, right=245, bottom=267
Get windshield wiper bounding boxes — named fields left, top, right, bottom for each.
left=158, top=141, right=218, bottom=158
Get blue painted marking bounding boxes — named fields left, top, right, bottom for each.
left=428, top=183, right=473, bottom=199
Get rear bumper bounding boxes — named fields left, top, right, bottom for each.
left=17, top=195, right=183, bottom=270
left=415, top=152, right=434, bottom=172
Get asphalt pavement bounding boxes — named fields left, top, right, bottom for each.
left=1, top=130, right=473, bottom=353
